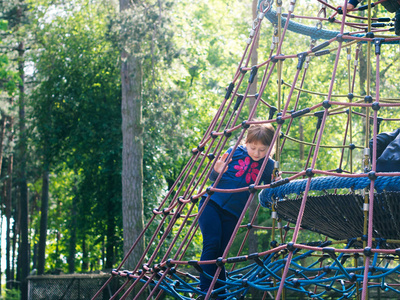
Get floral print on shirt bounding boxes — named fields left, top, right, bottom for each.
left=234, top=156, right=260, bottom=183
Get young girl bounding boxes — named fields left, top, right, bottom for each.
left=198, top=123, right=276, bottom=297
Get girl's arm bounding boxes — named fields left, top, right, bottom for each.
left=262, top=159, right=276, bottom=184
left=339, top=0, right=361, bottom=10
left=209, top=152, right=232, bottom=181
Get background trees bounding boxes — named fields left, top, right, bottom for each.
left=0, top=0, right=399, bottom=298
left=31, top=0, right=123, bottom=274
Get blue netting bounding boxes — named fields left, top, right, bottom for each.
left=150, top=239, right=400, bottom=299
left=259, top=175, right=400, bottom=208
left=263, top=8, right=343, bottom=40
left=260, top=2, right=399, bottom=43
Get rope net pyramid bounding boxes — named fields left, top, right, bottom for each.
left=94, top=0, right=400, bottom=299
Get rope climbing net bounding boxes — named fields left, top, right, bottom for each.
left=93, top=0, right=400, bottom=299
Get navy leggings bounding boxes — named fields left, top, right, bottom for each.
left=198, top=199, right=238, bottom=291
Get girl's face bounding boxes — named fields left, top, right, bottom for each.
left=246, top=141, right=269, bottom=161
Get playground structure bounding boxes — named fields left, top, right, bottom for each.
left=93, top=0, right=400, bottom=299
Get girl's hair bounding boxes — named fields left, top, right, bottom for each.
left=245, top=123, right=275, bottom=147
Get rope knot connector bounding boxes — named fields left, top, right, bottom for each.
left=372, top=102, right=380, bottom=111
left=322, top=100, right=331, bottom=109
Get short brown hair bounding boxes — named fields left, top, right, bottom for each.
left=245, top=123, right=275, bottom=146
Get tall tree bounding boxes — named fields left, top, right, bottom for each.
left=118, top=0, right=183, bottom=268
left=0, top=0, right=30, bottom=297
left=120, top=0, right=144, bottom=268
left=5, top=110, right=14, bottom=290
left=37, top=157, right=49, bottom=275
left=0, top=115, right=5, bottom=294
left=17, top=34, right=29, bottom=300
left=0, top=8, right=19, bottom=294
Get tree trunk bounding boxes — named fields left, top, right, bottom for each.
left=106, top=215, right=116, bottom=269
left=37, top=165, right=49, bottom=275
left=120, top=0, right=144, bottom=269
left=82, top=237, right=89, bottom=272
left=358, top=44, right=369, bottom=147
left=0, top=213, right=2, bottom=296
left=0, top=115, right=6, bottom=177
left=5, top=113, right=14, bottom=289
left=16, top=228, right=21, bottom=285
left=0, top=116, right=5, bottom=294
left=17, top=39, right=29, bottom=300
left=12, top=203, right=19, bottom=288
left=68, top=182, right=78, bottom=274
left=106, top=158, right=116, bottom=269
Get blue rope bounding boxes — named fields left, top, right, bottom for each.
left=156, top=242, right=400, bottom=299
left=263, top=8, right=344, bottom=40
left=259, top=175, right=400, bottom=208
left=260, top=3, right=399, bottom=43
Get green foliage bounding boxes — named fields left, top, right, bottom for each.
left=4, top=0, right=398, bottom=278
left=0, top=19, right=7, bottom=31
left=29, top=0, right=123, bottom=272
left=0, top=19, right=19, bottom=97
left=1, top=288, right=20, bottom=300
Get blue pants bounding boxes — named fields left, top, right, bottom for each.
left=198, top=199, right=238, bottom=291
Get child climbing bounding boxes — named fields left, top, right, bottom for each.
left=370, top=128, right=400, bottom=172
left=370, top=128, right=400, bottom=191
left=197, top=123, right=276, bottom=299
left=338, top=0, right=400, bottom=35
